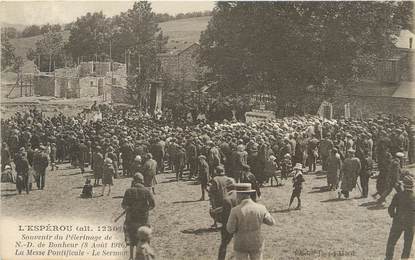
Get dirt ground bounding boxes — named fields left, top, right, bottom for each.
left=1, top=163, right=414, bottom=260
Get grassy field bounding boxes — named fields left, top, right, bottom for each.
left=1, top=163, right=413, bottom=260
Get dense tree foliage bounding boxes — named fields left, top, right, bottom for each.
left=1, top=36, right=16, bottom=70
left=66, top=11, right=112, bottom=61
left=21, top=25, right=42, bottom=37
left=1, top=27, right=18, bottom=39
left=199, top=2, right=412, bottom=101
left=111, top=2, right=168, bottom=104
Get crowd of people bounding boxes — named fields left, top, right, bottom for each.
left=1, top=106, right=414, bottom=260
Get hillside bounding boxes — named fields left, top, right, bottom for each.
left=9, top=31, right=70, bottom=60
left=9, top=16, right=210, bottom=61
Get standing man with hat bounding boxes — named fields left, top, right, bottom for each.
left=209, top=165, right=234, bottom=228
left=384, top=171, right=414, bottom=260
left=319, top=134, right=333, bottom=172
left=241, top=164, right=261, bottom=200
left=339, top=149, right=361, bottom=199
left=122, top=173, right=155, bottom=260
left=226, top=183, right=275, bottom=260
left=33, top=146, right=49, bottom=190
left=198, top=155, right=210, bottom=201
left=142, top=153, right=157, bottom=195
left=378, top=152, right=404, bottom=204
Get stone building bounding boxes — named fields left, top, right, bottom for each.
left=33, top=61, right=127, bottom=101
left=158, top=43, right=201, bottom=87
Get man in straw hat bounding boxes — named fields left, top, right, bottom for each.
left=384, top=171, right=414, bottom=260
left=122, top=173, right=155, bottom=260
left=226, top=183, right=275, bottom=260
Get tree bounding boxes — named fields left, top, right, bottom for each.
left=66, top=11, right=112, bottom=61
left=27, top=31, right=66, bottom=72
left=1, top=36, right=16, bottom=70
left=199, top=2, right=411, bottom=102
left=111, top=1, right=168, bottom=105
left=21, top=25, right=42, bottom=37
left=40, top=23, right=62, bottom=34
left=1, top=27, right=18, bottom=39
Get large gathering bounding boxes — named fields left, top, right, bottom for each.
left=1, top=1, right=415, bottom=260
left=1, top=105, right=415, bottom=259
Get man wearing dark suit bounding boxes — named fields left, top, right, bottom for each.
left=186, top=139, right=198, bottom=180
left=385, top=172, right=414, bottom=260
left=15, top=152, right=30, bottom=194
left=78, top=140, right=88, bottom=173
left=218, top=183, right=237, bottom=260
left=33, top=146, right=49, bottom=190
left=122, top=173, right=155, bottom=260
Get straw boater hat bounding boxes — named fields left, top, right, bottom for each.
left=395, top=152, right=405, bottom=158
left=104, top=158, right=112, bottom=165
left=234, top=183, right=256, bottom=193
left=293, top=163, right=302, bottom=170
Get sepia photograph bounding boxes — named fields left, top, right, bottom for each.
left=0, top=1, right=414, bottom=259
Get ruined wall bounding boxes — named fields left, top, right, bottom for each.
left=93, top=62, right=111, bottom=76
left=34, top=75, right=55, bottom=96
left=79, top=77, right=99, bottom=97
left=159, top=44, right=201, bottom=82
left=160, top=54, right=179, bottom=80
left=79, top=62, right=93, bottom=77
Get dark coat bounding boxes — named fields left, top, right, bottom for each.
left=122, top=183, right=155, bottom=225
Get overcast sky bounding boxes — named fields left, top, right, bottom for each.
left=0, top=1, right=215, bottom=25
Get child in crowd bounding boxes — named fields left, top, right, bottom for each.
left=289, top=163, right=305, bottom=210
left=81, top=178, right=93, bottom=198
left=136, top=226, right=156, bottom=260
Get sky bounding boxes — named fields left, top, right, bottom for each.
left=0, top=1, right=215, bottom=25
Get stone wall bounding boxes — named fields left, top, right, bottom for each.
left=33, top=75, right=55, bottom=96
left=79, top=77, right=99, bottom=97
left=159, top=43, right=200, bottom=82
